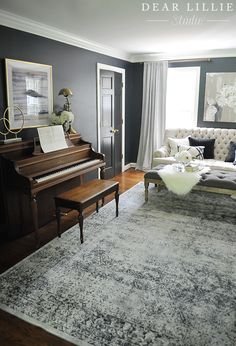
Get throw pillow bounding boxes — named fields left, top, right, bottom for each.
left=168, top=136, right=189, bottom=156
left=178, top=145, right=205, bottom=160
left=188, top=137, right=215, bottom=159
left=225, top=141, right=236, bottom=162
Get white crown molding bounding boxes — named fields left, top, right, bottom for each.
left=0, top=9, right=235, bottom=64
left=130, top=48, right=236, bottom=62
left=0, top=9, right=130, bottom=62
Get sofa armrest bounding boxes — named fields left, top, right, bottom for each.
left=153, top=146, right=169, bottom=158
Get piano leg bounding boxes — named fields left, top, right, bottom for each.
left=100, top=166, right=105, bottom=180
left=31, top=194, right=39, bottom=248
left=56, top=207, right=61, bottom=237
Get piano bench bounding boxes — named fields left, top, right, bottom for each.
left=54, top=179, right=119, bottom=244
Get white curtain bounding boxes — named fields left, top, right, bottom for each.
left=136, top=61, right=168, bottom=171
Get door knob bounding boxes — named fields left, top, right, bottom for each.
left=110, top=128, right=119, bottom=134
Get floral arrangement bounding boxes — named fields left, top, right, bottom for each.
left=216, top=84, right=236, bottom=110
left=206, top=82, right=236, bottom=121
left=50, top=111, right=76, bottom=133
left=175, top=150, right=192, bottom=164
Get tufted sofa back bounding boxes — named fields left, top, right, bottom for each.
left=163, top=127, right=236, bottom=161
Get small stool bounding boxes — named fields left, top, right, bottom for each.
left=54, top=179, right=119, bottom=243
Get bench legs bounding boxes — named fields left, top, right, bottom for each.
left=56, top=205, right=84, bottom=244
left=78, top=212, right=84, bottom=244
left=115, top=190, right=119, bottom=217
left=145, top=178, right=163, bottom=202
left=145, top=180, right=149, bottom=202
left=55, top=185, right=119, bottom=245
left=78, top=192, right=118, bottom=244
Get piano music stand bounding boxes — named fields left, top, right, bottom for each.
left=33, top=137, right=43, bottom=155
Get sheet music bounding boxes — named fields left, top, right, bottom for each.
left=37, top=125, right=68, bottom=153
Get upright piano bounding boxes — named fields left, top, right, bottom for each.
left=0, top=134, right=105, bottom=242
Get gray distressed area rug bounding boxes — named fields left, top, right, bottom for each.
left=0, top=183, right=236, bottom=346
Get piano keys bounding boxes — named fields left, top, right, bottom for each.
left=34, top=159, right=102, bottom=184
left=0, top=134, right=105, bottom=243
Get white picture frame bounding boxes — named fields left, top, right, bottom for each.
left=5, top=59, right=53, bottom=129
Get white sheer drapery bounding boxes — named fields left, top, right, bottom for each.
left=136, top=61, right=168, bottom=171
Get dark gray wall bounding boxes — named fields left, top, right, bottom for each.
left=3, top=26, right=232, bottom=164
left=169, top=57, right=236, bottom=128
left=0, top=25, right=142, bottom=163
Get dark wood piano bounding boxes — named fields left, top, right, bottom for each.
left=0, top=134, right=105, bottom=244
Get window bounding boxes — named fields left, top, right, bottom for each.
left=166, top=66, right=200, bottom=129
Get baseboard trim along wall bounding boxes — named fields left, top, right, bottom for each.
left=124, top=163, right=136, bottom=171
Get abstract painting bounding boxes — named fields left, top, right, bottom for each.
left=203, top=72, right=236, bottom=123
left=5, top=59, right=53, bottom=129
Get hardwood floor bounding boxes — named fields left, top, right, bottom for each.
left=0, top=168, right=144, bottom=346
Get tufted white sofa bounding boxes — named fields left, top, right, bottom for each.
left=153, top=127, right=236, bottom=172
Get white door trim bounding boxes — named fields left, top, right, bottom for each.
left=97, top=63, right=126, bottom=172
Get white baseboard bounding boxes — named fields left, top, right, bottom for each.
left=123, top=163, right=136, bottom=171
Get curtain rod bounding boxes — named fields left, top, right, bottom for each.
left=169, top=58, right=211, bottom=63
left=139, top=58, right=211, bottom=64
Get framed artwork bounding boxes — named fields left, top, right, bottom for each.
left=203, top=72, right=236, bottom=123
left=5, top=59, right=53, bottom=129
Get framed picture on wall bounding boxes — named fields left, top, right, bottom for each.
left=5, top=59, right=53, bottom=129
left=203, top=72, right=236, bottom=123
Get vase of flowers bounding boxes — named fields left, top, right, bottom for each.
left=174, top=150, right=192, bottom=172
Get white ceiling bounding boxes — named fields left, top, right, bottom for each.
left=0, top=0, right=236, bottom=61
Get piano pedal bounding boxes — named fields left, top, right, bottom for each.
left=53, top=211, right=68, bottom=217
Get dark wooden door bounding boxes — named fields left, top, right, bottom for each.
left=100, top=70, right=122, bottom=179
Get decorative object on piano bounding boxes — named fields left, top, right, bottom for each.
left=5, top=59, right=53, bottom=129
left=58, top=88, right=73, bottom=112
left=50, top=111, right=76, bottom=134
left=0, top=106, right=24, bottom=144
left=50, top=88, right=76, bottom=134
